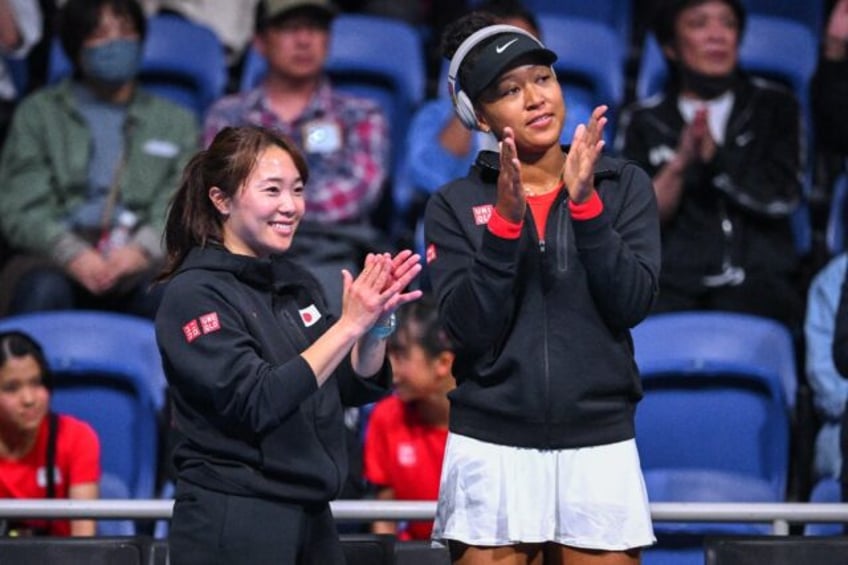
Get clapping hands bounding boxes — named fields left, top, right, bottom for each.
left=341, top=251, right=423, bottom=337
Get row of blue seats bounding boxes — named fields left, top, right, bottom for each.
left=0, top=308, right=833, bottom=534
left=476, top=0, right=826, bottom=46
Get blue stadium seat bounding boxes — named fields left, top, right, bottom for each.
left=47, top=13, right=227, bottom=120
left=631, top=311, right=795, bottom=535
left=0, top=311, right=165, bottom=532
left=97, top=473, right=136, bottom=536
left=239, top=13, right=426, bottom=189
left=805, top=477, right=844, bottom=536
left=2, top=56, right=28, bottom=99
left=538, top=14, right=626, bottom=143
left=521, top=0, right=632, bottom=45
left=153, top=480, right=174, bottom=539
left=740, top=0, right=825, bottom=36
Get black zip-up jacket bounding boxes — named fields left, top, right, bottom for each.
left=812, top=57, right=848, bottom=154
left=155, top=246, right=390, bottom=503
left=423, top=150, right=661, bottom=449
left=614, top=76, right=802, bottom=293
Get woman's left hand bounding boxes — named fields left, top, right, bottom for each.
left=380, top=249, right=423, bottom=314
left=562, top=105, right=608, bottom=204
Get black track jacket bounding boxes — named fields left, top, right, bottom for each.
left=423, top=150, right=661, bottom=449
left=156, top=246, right=390, bottom=503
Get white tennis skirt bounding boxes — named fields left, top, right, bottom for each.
left=431, top=433, right=656, bottom=551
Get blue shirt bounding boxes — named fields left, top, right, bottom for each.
left=805, top=252, right=848, bottom=479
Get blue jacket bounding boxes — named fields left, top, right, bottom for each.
left=805, top=253, right=848, bottom=480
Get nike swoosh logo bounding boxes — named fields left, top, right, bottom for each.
left=735, top=132, right=754, bottom=146
left=495, top=38, right=519, bottom=54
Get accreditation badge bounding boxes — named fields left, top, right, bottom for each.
left=303, top=119, right=342, bottom=154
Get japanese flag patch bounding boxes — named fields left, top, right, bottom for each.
left=299, top=304, right=322, bottom=327
left=426, top=243, right=437, bottom=264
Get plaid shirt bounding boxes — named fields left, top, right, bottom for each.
left=203, top=78, right=389, bottom=224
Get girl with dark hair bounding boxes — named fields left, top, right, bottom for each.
left=0, top=331, right=100, bottom=537
left=424, top=9, right=660, bottom=565
left=155, top=125, right=422, bottom=564
left=363, top=295, right=455, bottom=541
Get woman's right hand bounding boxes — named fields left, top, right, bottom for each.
left=676, top=107, right=716, bottom=167
left=495, top=127, right=526, bottom=223
left=339, top=253, right=400, bottom=338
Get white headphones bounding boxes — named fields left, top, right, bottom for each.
left=447, top=24, right=545, bottom=130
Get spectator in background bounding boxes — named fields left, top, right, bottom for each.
left=363, top=296, right=454, bottom=541
left=830, top=253, right=848, bottom=503
left=203, top=0, right=390, bottom=317
left=0, top=0, right=41, bottom=273
left=615, top=0, right=805, bottom=331
left=805, top=253, right=848, bottom=482
left=0, top=0, right=198, bottom=318
left=813, top=0, right=848, bottom=158
left=402, top=0, right=537, bottom=229
left=0, top=0, right=41, bottom=150
left=0, top=331, right=100, bottom=537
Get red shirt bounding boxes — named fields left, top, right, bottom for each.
left=364, top=395, right=448, bottom=540
left=0, top=414, right=100, bottom=536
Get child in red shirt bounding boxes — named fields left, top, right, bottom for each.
left=364, top=297, right=455, bottom=540
left=0, top=331, right=100, bottom=536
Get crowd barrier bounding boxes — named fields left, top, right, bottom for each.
left=2, top=500, right=848, bottom=564
left=2, top=500, right=848, bottom=533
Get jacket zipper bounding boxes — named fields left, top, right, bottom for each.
left=543, top=290, right=551, bottom=447
left=556, top=200, right=570, bottom=272
left=542, top=200, right=569, bottom=446
left=702, top=200, right=746, bottom=287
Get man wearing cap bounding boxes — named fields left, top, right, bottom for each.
left=203, top=0, right=390, bottom=317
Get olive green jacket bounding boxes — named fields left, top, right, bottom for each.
left=0, top=79, right=199, bottom=264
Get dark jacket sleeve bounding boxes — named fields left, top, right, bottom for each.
left=616, top=86, right=802, bottom=219
left=704, top=86, right=802, bottom=219
left=573, top=162, right=662, bottom=330
left=423, top=187, right=523, bottom=353
left=832, top=266, right=848, bottom=379
left=157, top=280, right=320, bottom=436
left=335, top=355, right=392, bottom=407
left=812, top=58, right=848, bottom=154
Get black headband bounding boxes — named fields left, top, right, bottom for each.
left=464, top=32, right=557, bottom=101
